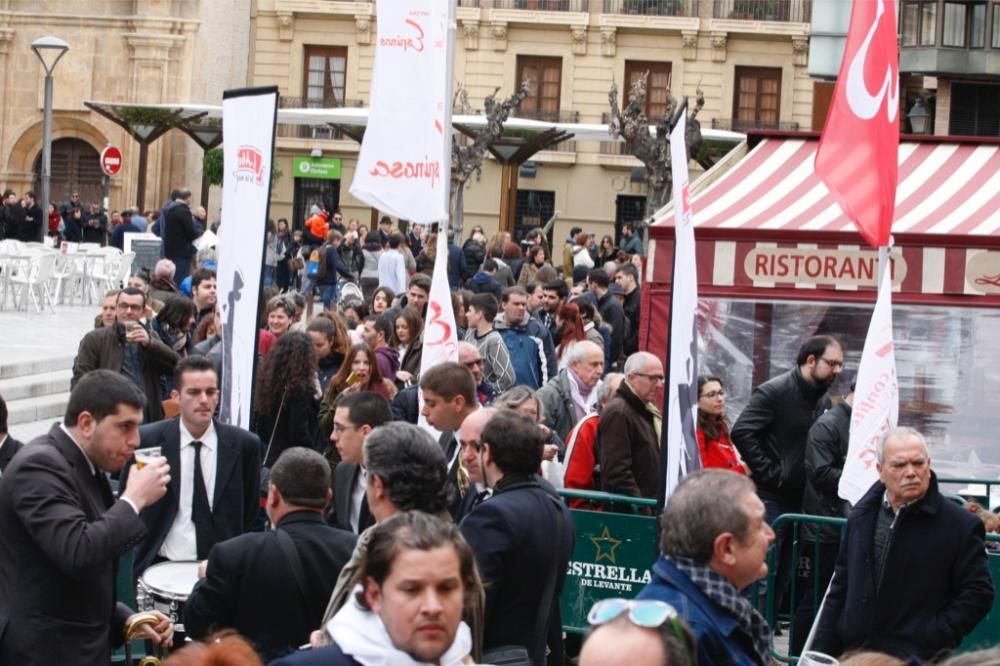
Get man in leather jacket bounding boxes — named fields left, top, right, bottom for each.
left=730, top=334, right=844, bottom=610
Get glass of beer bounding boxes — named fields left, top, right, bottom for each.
left=799, top=652, right=839, bottom=666
left=134, top=447, right=161, bottom=470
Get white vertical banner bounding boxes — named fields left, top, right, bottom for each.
left=218, top=86, right=279, bottom=429
left=418, top=231, right=460, bottom=439
left=663, top=108, right=701, bottom=500
left=840, top=250, right=898, bottom=504
left=350, top=0, right=452, bottom=224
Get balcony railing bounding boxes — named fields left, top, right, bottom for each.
left=276, top=96, right=365, bottom=141
left=602, top=0, right=699, bottom=17
left=713, top=0, right=811, bottom=22
left=492, top=0, right=587, bottom=11
left=712, top=118, right=800, bottom=132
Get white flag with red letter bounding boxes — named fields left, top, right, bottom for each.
left=662, top=108, right=701, bottom=501
left=815, top=0, right=900, bottom=249
left=840, top=254, right=898, bottom=504
left=417, top=230, right=459, bottom=436
left=350, top=0, right=451, bottom=224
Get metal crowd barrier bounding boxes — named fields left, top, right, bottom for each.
left=557, top=489, right=659, bottom=634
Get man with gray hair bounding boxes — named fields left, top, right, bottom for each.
left=537, top=340, right=605, bottom=441
left=563, top=373, right=623, bottom=507
left=184, top=447, right=356, bottom=660
left=812, top=427, right=993, bottom=661
left=599, top=351, right=664, bottom=501
left=637, top=469, right=775, bottom=665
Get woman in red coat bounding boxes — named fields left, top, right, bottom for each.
left=696, top=375, right=749, bottom=475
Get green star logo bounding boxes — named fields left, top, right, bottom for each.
left=591, top=526, right=622, bottom=565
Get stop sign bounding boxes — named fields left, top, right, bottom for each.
left=100, top=145, right=123, bottom=177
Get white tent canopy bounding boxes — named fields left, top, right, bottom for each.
left=85, top=101, right=746, bottom=145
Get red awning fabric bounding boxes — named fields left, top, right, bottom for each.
left=652, top=136, right=1000, bottom=237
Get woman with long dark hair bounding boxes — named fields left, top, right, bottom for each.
left=393, top=306, right=424, bottom=390
left=368, top=286, right=395, bottom=318
left=318, top=343, right=397, bottom=449
left=254, top=331, right=323, bottom=467
left=696, top=375, right=748, bottom=475
left=306, top=315, right=350, bottom=390
left=596, top=234, right=617, bottom=267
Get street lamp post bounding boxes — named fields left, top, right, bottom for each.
left=31, top=36, right=70, bottom=243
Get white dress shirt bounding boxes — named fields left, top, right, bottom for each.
left=159, top=420, right=218, bottom=561
left=350, top=467, right=367, bottom=533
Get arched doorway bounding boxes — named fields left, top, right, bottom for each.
left=32, top=138, right=103, bottom=207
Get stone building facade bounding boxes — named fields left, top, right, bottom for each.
left=253, top=0, right=816, bottom=243
left=0, top=0, right=250, bottom=213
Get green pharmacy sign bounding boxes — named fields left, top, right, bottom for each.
left=293, top=156, right=341, bottom=180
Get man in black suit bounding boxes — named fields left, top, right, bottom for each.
left=419, top=363, right=480, bottom=518
left=0, top=393, right=24, bottom=475
left=0, top=370, right=174, bottom=664
left=185, top=447, right=356, bottom=661
left=162, top=187, right=201, bottom=283
left=460, top=410, right=575, bottom=666
left=122, top=356, right=261, bottom=577
left=327, top=391, right=392, bottom=534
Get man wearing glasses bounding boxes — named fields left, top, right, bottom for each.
left=599, top=351, right=666, bottom=502
left=730, top=334, right=843, bottom=613
left=72, top=287, right=180, bottom=422
left=327, top=391, right=393, bottom=534
left=120, top=356, right=261, bottom=578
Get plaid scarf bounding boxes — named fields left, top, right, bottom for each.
left=669, top=556, right=771, bottom=666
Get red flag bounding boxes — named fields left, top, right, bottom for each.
left=815, top=0, right=900, bottom=248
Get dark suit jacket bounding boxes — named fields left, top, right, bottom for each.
left=0, top=425, right=146, bottom=664
left=163, top=201, right=199, bottom=260
left=459, top=474, right=575, bottom=666
left=0, top=435, right=24, bottom=473
left=327, top=463, right=373, bottom=535
left=122, top=418, right=261, bottom=576
left=270, top=642, right=361, bottom=665
left=184, top=511, right=356, bottom=661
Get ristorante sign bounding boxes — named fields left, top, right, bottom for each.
left=743, top=247, right=907, bottom=287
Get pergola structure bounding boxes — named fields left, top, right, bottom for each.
left=84, top=100, right=744, bottom=221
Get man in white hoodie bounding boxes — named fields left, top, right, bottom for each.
left=272, top=511, right=478, bottom=666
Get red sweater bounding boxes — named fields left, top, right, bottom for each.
left=696, top=425, right=747, bottom=475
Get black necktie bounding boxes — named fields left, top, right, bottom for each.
left=191, top=441, right=213, bottom=559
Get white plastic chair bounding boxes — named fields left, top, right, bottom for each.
left=9, top=252, right=57, bottom=313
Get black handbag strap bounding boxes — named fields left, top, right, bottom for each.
left=275, top=527, right=310, bottom=605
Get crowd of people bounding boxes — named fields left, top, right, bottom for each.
left=0, top=198, right=997, bottom=666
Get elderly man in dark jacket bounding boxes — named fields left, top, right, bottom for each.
left=598, top=351, right=663, bottom=502
left=813, top=427, right=994, bottom=661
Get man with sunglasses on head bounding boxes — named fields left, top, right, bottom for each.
left=581, top=598, right=695, bottom=666
left=730, top=334, right=843, bottom=614
left=120, top=356, right=261, bottom=578
left=599, top=351, right=665, bottom=502
left=73, top=287, right=181, bottom=423
left=638, top=469, right=775, bottom=665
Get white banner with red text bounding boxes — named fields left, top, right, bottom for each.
left=662, top=108, right=701, bottom=501
left=418, top=230, right=460, bottom=437
left=218, top=86, right=279, bottom=429
left=350, top=0, right=451, bottom=224
left=840, top=252, right=899, bottom=504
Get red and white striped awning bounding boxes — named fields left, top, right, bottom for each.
left=654, top=137, right=1000, bottom=236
